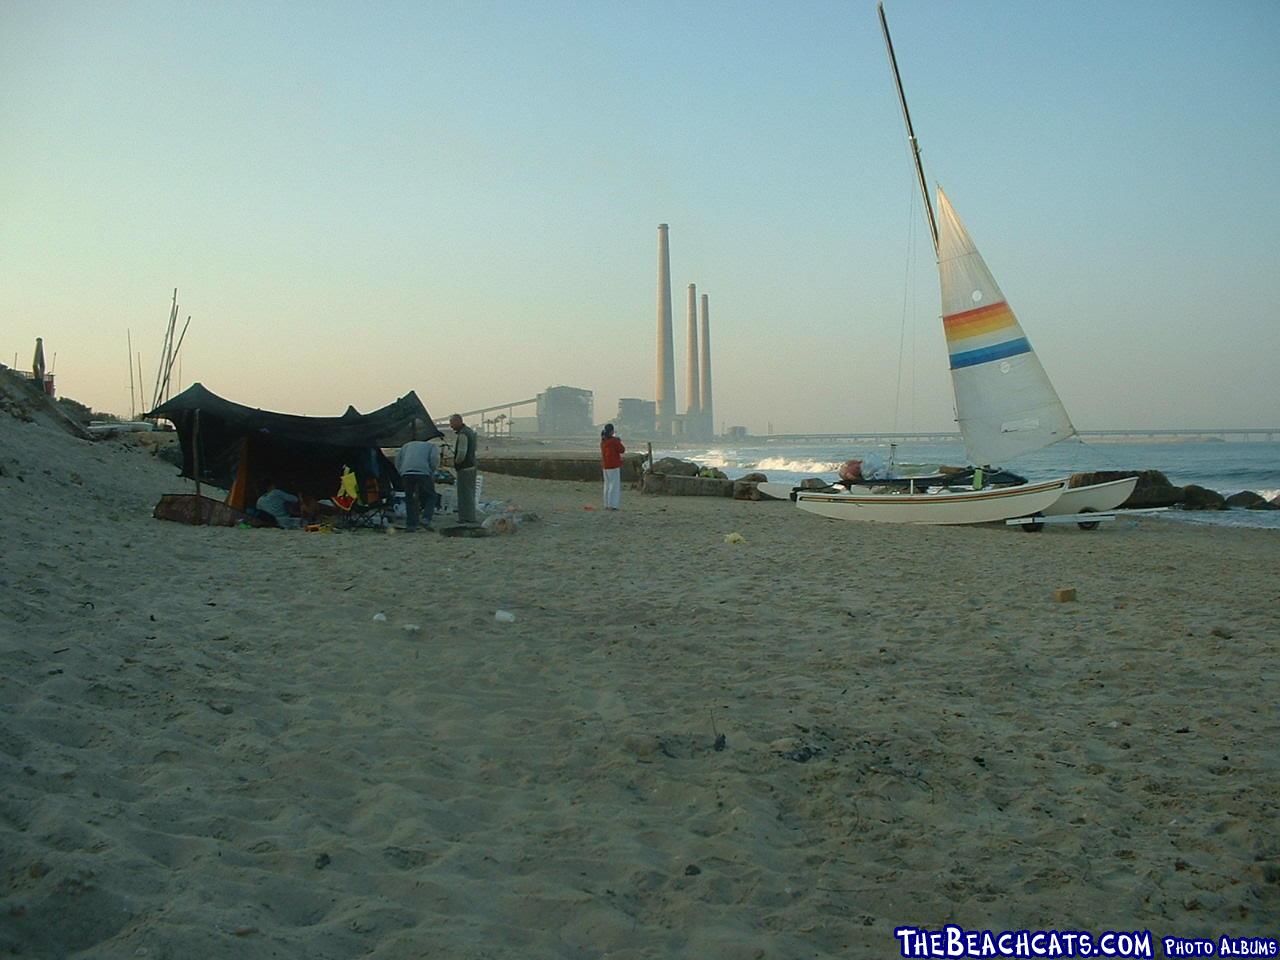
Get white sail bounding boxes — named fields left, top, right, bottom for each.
left=935, top=187, right=1076, bottom=465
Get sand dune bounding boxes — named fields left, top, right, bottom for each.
left=1, top=409, right=1276, bottom=958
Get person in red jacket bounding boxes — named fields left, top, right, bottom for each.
left=600, top=423, right=626, bottom=510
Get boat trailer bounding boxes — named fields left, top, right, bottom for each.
left=1006, top=508, right=1168, bottom=532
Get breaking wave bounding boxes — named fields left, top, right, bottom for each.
left=675, top=448, right=841, bottom=476
left=750, top=457, right=843, bottom=475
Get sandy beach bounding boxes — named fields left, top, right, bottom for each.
left=1, top=410, right=1277, bottom=959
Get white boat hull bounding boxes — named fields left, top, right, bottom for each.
left=1042, top=476, right=1138, bottom=516
left=756, top=481, right=801, bottom=501
left=794, top=478, right=1067, bottom=525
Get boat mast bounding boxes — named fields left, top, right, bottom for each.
left=878, top=3, right=938, bottom=254
left=127, top=329, right=136, bottom=420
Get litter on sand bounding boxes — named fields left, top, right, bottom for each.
left=494, top=610, right=516, bottom=623
left=482, top=515, right=518, bottom=535
left=724, top=532, right=746, bottom=544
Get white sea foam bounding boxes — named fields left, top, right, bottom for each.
left=752, top=457, right=844, bottom=475
left=670, top=448, right=843, bottom=477
left=688, top=448, right=740, bottom=468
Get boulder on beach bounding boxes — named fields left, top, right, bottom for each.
left=798, top=478, right=833, bottom=491
left=1225, top=490, right=1279, bottom=510
left=738, top=472, right=768, bottom=483
left=1180, top=484, right=1227, bottom=511
left=649, top=456, right=700, bottom=477
left=1068, top=470, right=1181, bottom=508
left=732, top=480, right=763, bottom=501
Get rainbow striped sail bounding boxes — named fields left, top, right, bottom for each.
left=936, top=187, right=1076, bottom=465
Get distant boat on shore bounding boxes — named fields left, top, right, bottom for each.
left=87, top=420, right=158, bottom=436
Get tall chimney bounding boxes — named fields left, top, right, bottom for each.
left=699, top=293, right=713, bottom=437
left=655, top=224, right=676, bottom=434
left=685, top=283, right=700, bottom=425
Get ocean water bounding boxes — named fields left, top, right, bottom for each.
left=655, top=439, right=1280, bottom=530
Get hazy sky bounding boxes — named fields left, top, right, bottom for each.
left=3, top=0, right=1278, bottom=432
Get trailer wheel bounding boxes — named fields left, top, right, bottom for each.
left=1077, top=508, right=1100, bottom=531
left=1020, top=514, right=1045, bottom=533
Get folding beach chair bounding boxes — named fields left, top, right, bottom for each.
left=336, top=467, right=395, bottom=530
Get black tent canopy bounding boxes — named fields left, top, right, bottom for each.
left=148, top=383, right=443, bottom=508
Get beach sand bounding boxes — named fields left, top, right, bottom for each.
left=1, top=411, right=1277, bottom=958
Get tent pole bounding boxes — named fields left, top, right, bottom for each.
left=193, top=409, right=203, bottom=514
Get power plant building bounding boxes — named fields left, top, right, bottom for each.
left=615, top=398, right=656, bottom=436
left=536, top=385, right=594, bottom=436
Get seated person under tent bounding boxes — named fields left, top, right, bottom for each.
left=255, top=478, right=303, bottom=529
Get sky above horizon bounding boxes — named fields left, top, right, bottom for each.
left=3, top=0, right=1279, bottom=433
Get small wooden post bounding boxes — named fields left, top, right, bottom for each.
left=192, top=410, right=203, bottom=521
left=647, top=442, right=653, bottom=473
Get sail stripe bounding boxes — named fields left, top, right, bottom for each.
left=949, top=337, right=1031, bottom=370
left=944, top=301, right=1017, bottom=341
left=943, top=301, right=1009, bottom=324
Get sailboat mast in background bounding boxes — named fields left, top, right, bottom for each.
left=127, top=330, right=136, bottom=420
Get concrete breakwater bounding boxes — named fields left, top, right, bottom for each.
left=476, top=451, right=647, bottom=483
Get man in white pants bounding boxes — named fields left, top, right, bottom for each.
left=600, top=423, right=625, bottom=510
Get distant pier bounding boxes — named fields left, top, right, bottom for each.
left=754, top=428, right=1278, bottom=443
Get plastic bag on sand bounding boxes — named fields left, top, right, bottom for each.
left=494, top=610, right=516, bottom=623
left=372, top=612, right=388, bottom=622
left=724, top=532, right=746, bottom=544
left=482, top=515, right=518, bottom=535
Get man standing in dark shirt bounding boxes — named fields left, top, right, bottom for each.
left=449, top=413, right=478, bottom=524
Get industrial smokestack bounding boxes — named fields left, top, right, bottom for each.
left=699, top=293, right=713, bottom=437
left=655, top=224, right=676, bottom=434
left=685, top=283, right=700, bottom=422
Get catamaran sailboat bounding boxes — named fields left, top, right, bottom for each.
left=792, top=5, right=1135, bottom=526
